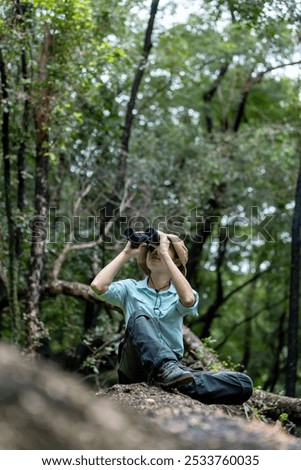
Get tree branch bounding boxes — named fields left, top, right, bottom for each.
left=216, top=294, right=289, bottom=350
left=51, top=179, right=134, bottom=280
left=46, top=279, right=97, bottom=303
left=223, top=267, right=271, bottom=305
left=203, top=62, right=229, bottom=133
left=232, top=60, right=301, bottom=132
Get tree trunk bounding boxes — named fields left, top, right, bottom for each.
left=285, top=154, right=301, bottom=396
left=264, top=310, right=286, bottom=393
left=105, top=0, right=160, bottom=219
left=0, top=48, right=21, bottom=343
left=16, top=47, right=30, bottom=260
left=240, top=279, right=257, bottom=370
left=250, top=390, right=301, bottom=426
left=186, top=222, right=212, bottom=286
left=25, top=27, right=52, bottom=354
left=183, top=325, right=225, bottom=371
left=202, top=62, right=229, bottom=133
left=201, top=236, right=227, bottom=338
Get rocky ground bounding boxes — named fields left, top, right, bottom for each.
left=1, top=342, right=300, bottom=450
left=98, top=383, right=301, bottom=450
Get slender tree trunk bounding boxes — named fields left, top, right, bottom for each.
left=0, top=48, right=21, bottom=343
left=201, top=237, right=227, bottom=338
left=240, top=278, right=258, bottom=369
left=25, top=27, right=52, bottom=354
left=264, top=310, right=286, bottom=393
left=105, top=0, right=160, bottom=218
left=285, top=155, right=301, bottom=396
left=187, top=181, right=227, bottom=289
left=16, top=47, right=30, bottom=259
left=202, top=62, right=229, bottom=133
left=186, top=228, right=211, bottom=285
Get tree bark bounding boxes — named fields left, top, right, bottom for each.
left=16, top=47, right=30, bottom=260
left=285, top=154, right=301, bottom=396
left=0, top=47, right=21, bottom=343
left=250, top=390, right=301, bottom=426
left=25, top=26, right=52, bottom=354
left=47, top=279, right=95, bottom=303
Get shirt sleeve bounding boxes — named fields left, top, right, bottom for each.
left=93, top=280, right=130, bottom=310
left=176, top=289, right=199, bottom=317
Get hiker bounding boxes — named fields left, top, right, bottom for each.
left=90, top=229, right=253, bottom=405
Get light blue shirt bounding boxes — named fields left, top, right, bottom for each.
left=96, top=278, right=199, bottom=358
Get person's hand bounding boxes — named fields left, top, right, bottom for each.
left=123, top=240, right=140, bottom=257
left=156, top=231, right=171, bottom=257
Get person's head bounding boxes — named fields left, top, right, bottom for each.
left=136, top=233, right=188, bottom=277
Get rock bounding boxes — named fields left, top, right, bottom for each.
left=98, top=383, right=301, bottom=450
left=0, top=342, right=300, bottom=450
left=0, top=343, right=192, bottom=450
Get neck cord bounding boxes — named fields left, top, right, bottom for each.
left=149, top=275, right=170, bottom=293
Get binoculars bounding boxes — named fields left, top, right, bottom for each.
left=123, top=227, right=160, bottom=249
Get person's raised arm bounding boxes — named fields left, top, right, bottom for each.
left=90, top=242, right=138, bottom=294
left=158, top=234, right=195, bottom=307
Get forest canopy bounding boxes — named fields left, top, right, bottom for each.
left=0, top=0, right=300, bottom=397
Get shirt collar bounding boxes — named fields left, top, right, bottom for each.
left=136, top=277, right=177, bottom=293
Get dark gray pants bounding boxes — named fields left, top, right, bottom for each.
left=118, top=311, right=253, bottom=405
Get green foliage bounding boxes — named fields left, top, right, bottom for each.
left=0, top=0, right=300, bottom=394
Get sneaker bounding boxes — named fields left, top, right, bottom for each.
left=151, top=360, right=194, bottom=388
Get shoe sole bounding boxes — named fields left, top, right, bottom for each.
left=154, top=373, right=194, bottom=388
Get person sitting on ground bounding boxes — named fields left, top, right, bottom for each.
left=90, top=230, right=253, bottom=405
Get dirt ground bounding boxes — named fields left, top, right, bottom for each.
left=98, top=383, right=301, bottom=450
